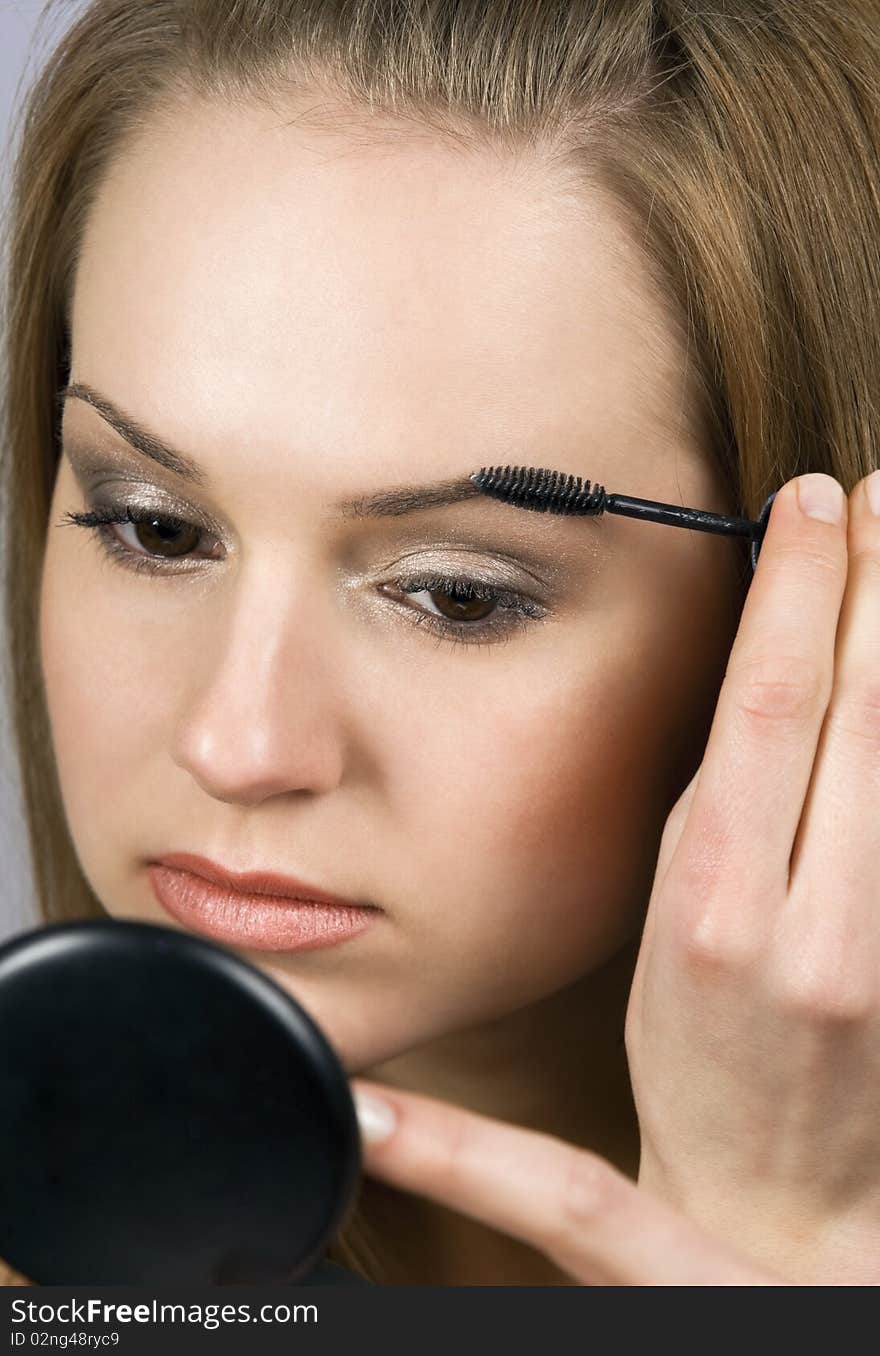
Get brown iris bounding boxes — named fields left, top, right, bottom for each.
left=131, top=516, right=202, bottom=558
left=427, top=584, right=497, bottom=623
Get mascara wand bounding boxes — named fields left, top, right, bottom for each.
left=469, top=465, right=779, bottom=575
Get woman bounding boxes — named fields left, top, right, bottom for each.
left=1, top=0, right=878, bottom=1285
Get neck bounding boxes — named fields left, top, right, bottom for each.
left=355, top=932, right=642, bottom=1284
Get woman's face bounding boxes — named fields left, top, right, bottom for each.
left=40, top=91, right=744, bottom=1072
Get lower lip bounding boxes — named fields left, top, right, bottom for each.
left=147, top=865, right=380, bottom=952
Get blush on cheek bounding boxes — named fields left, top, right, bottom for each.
left=38, top=546, right=160, bottom=876
left=454, top=667, right=678, bottom=948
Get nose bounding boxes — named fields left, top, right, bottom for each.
left=169, top=574, right=348, bottom=805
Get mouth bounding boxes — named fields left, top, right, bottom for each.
left=151, top=852, right=371, bottom=906
left=146, top=852, right=380, bottom=953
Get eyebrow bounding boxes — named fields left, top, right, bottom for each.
left=57, top=381, right=488, bottom=519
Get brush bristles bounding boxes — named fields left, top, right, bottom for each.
left=469, top=465, right=606, bottom=515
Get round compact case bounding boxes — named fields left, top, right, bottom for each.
left=0, top=918, right=369, bottom=1285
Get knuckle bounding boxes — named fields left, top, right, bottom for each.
left=545, top=1147, right=616, bottom=1253
left=678, top=908, right=760, bottom=975
left=774, top=534, right=844, bottom=577
left=770, top=963, right=875, bottom=1025
left=732, top=654, right=827, bottom=726
left=437, top=1108, right=475, bottom=1193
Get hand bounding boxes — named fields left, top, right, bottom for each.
left=350, top=1079, right=786, bottom=1284
left=626, top=470, right=880, bottom=1284
left=0, top=1256, right=33, bottom=1285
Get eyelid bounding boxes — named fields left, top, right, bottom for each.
left=59, top=498, right=553, bottom=650
left=64, top=455, right=565, bottom=593
left=333, top=556, right=549, bottom=621
left=370, top=544, right=553, bottom=597
left=74, top=477, right=226, bottom=541
left=389, top=570, right=546, bottom=619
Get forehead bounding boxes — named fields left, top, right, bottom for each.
left=68, top=92, right=703, bottom=490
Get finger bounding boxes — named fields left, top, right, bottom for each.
left=634, top=763, right=704, bottom=984
left=0, top=1255, right=33, bottom=1285
left=350, top=1079, right=785, bottom=1286
left=664, top=475, right=848, bottom=933
left=653, top=761, right=703, bottom=889
left=782, top=471, right=880, bottom=968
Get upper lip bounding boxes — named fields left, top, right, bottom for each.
left=152, top=852, right=372, bottom=908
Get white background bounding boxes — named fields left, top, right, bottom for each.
left=1, top=2, right=89, bottom=939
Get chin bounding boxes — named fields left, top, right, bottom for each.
left=245, top=963, right=411, bottom=1072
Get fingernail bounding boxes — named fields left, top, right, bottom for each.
left=866, top=468, right=880, bottom=517
left=354, top=1089, right=397, bottom=1144
left=797, top=473, right=844, bottom=523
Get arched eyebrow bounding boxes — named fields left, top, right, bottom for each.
left=58, top=381, right=487, bottom=519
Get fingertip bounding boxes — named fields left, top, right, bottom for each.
left=352, top=1083, right=398, bottom=1146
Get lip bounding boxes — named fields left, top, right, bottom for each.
left=146, top=853, right=380, bottom=953
left=152, top=852, right=368, bottom=907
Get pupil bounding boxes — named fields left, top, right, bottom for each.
left=432, top=586, right=495, bottom=622
left=136, top=518, right=198, bottom=557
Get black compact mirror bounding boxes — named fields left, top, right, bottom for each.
left=0, top=918, right=368, bottom=1285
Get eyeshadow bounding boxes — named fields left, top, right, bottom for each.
left=60, top=434, right=606, bottom=589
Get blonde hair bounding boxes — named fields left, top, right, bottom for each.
left=2, top=0, right=878, bottom=1284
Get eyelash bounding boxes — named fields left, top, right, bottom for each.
left=58, top=501, right=548, bottom=649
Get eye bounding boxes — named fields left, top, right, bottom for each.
left=386, top=571, right=547, bottom=647
left=407, top=580, right=497, bottom=623
left=107, top=509, right=201, bottom=559
left=58, top=502, right=221, bottom=572
left=57, top=498, right=551, bottom=649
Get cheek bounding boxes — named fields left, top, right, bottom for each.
left=374, top=640, right=673, bottom=976
left=39, top=543, right=169, bottom=864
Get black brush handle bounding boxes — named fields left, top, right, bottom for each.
left=607, top=488, right=778, bottom=575
left=470, top=467, right=779, bottom=578
left=749, top=490, right=779, bottom=574
left=605, top=494, right=756, bottom=535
